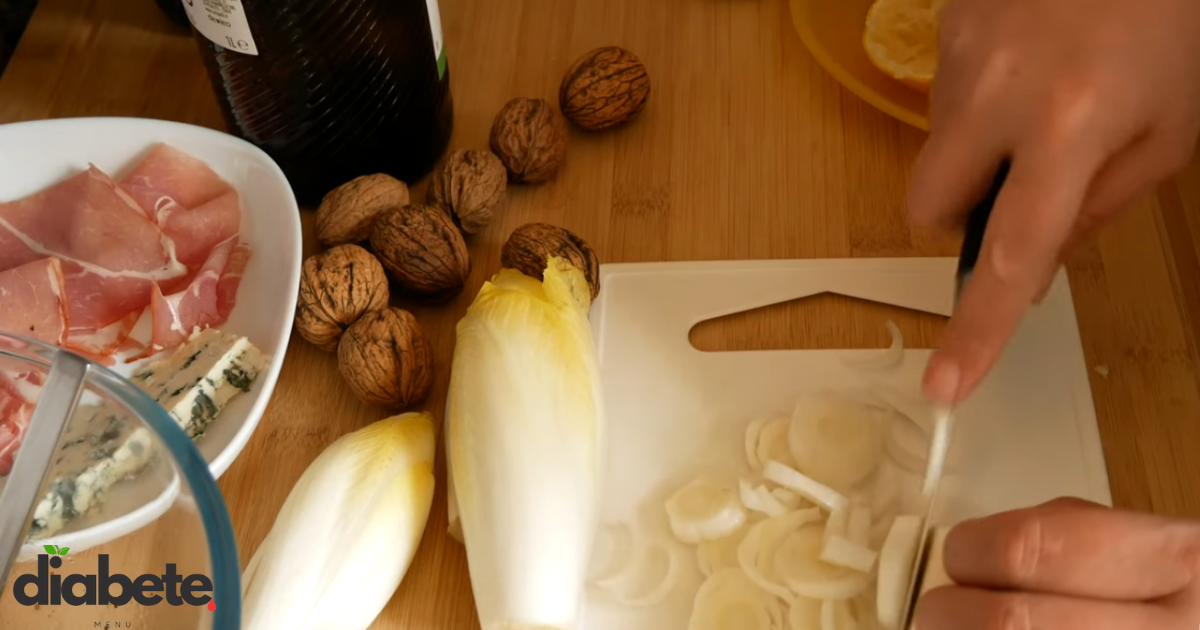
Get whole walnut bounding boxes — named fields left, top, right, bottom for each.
left=316, top=174, right=410, bottom=247
left=426, top=149, right=507, bottom=235
left=559, top=47, right=651, bottom=131
left=337, top=308, right=433, bottom=408
left=501, top=222, right=601, bottom=300
left=489, top=98, right=569, bottom=184
left=370, top=204, right=471, bottom=298
left=296, top=245, right=389, bottom=352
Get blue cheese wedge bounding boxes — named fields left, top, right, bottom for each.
left=28, top=403, right=156, bottom=539
left=25, top=327, right=269, bottom=540
left=131, top=328, right=270, bottom=439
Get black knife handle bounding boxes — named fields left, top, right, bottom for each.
left=958, top=160, right=1010, bottom=280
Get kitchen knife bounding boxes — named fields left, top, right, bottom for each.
left=955, top=161, right=1009, bottom=299
left=897, top=161, right=1010, bottom=630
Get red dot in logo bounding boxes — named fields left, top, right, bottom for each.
left=207, top=600, right=216, bottom=612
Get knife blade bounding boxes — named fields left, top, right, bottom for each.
left=897, top=161, right=1010, bottom=630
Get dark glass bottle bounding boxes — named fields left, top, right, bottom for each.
left=181, top=0, right=454, bottom=208
left=154, top=0, right=191, bottom=29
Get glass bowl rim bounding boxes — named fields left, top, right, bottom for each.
left=0, top=332, right=241, bottom=627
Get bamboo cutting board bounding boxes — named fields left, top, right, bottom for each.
left=583, top=257, right=1112, bottom=630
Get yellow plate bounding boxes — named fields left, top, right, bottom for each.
left=789, top=0, right=931, bottom=131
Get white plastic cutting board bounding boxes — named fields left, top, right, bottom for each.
left=583, top=257, right=1111, bottom=630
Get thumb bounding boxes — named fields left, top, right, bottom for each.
left=942, top=498, right=1199, bottom=599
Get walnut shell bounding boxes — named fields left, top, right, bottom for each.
left=489, top=98, right=569, bottom=184
left=426, top=149, right=507, bottom=235
left=296, top=245, right=390, bottom=352
left=337, top=308, right=433, bottom=408
left=316, top=174, right=410, bottom=247
left=370, top=204, right=471, bottom=298
left=501, top=222, right=600, bottom=300
left=559, top=47, right=651, bottom=132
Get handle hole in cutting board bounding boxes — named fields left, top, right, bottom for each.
left=689, top=291, right=948, bottom=352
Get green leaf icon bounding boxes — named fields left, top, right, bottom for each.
left=43, top=545, right=56, bottom=555
left=58, top=547, right=69, bottom=555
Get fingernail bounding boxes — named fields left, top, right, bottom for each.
left=924, top=359, right=961, bottom=405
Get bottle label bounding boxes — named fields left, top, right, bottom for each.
left=182, top=0, right=260, bottom=56
left=427, top=0, right=446, bottom=80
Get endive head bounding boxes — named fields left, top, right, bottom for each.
left=447, top=257, right=606, bottom=630
left=449, top=255, right=600, bottom=423
left=240, top=412, right=437, bottom=630
left=477, top=256, right=592, bottom=313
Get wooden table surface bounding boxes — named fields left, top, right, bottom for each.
left=4, top=0, right=1200, bottom=627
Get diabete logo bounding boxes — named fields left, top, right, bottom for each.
left=11, top=545, right=216, bottom=611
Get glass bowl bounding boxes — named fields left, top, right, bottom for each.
left=0, top=333, right=240, bottom=629
left=788, top=0, right=931, bottom=130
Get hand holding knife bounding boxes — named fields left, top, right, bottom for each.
left=897, top=161, right=1010, bottom=630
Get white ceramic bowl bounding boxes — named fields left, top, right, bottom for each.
left=0, top=117, right=301, bottom=550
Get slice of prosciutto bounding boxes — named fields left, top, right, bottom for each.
left=0, top=166, right=186, bottom=334
left=217, top=243, right=251, bottom=320
left=1, top=146, right=248, bottom=364
left=120, top=143, right=232, bottom=223
left=0, top=257, right=68, bottom=345
left=62, top=309, right=141, bottom=364
left=143, top=237, right=238, bottom=352
left=0, top=371, right=40, bottom=476
left=164, top=189, right=242, bottom=267
left=121, top=145, right=242, bottom=269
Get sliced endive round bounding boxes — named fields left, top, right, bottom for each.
left=788, top=393, right=884, bottom=493
left=788, top=595, right=823, bottom=630
left=820, top=598, right=860, bottom=630
left=840, top=319, right=904, bottom=372
left=772, top=488, right=806, bottom=510
left=666, top=478, right=747, bottom=544
left=594, top=538, right=682, bottom=607
left=758, top=416, right=796, bottom=470
left=741, top=479, right=790, bottom=518
left=737, top=508, right=824, bottom=601
left=883, top=410, right=929, bottom=475
left=688, top=568, right=787, bottom=630
left=877, top=515, right=923, bottom=630
left=241, top=412, right=436, bottom=630
left=588, top=522, right=635, bottom=583
left=746, top=416, right=771, bottom=470
left=696, top=522, right=753, bottom=577
left=775, top=526, right=871, bottom=601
